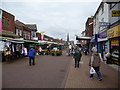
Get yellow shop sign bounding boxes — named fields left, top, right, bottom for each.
left=111, top=39, right=119, bottom=44
left=107, top=25, right=120, bottom=38
left=112, top=10, right=120, bottom=17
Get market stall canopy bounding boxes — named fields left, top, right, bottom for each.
left=0, top=37, right=42, bottom=44
left=0, top=37, right=24, bottom=43
left=76, top=36, right=91, bottom=40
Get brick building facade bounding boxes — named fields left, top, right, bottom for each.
left=85, top=17, right=93, bottom=37
left=15, top=20, right=31, bottom=40
left=2, top=10, right=15, bottom=33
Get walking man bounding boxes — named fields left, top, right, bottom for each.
left=28, top=47, right=35, bottom=66
left=89, top=51, right=102, bottom=81
left=73, top=47, right=82, bottom=68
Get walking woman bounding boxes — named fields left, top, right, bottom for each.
left=89, top=51, right=102, bottom=81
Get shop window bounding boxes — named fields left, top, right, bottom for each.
left=7, top=19, right=10, bottom=27
left=110, top=39, right=119, bottom=65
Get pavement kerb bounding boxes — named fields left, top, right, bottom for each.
left=60, top=55, right=73, bottom=88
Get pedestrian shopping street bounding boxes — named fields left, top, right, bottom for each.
left=2, top=53, right=119, bottom=89
left=1, top=1, right=120, bottom=90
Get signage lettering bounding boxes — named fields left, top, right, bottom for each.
left=107, top=25, right=120, bottom=38
left=112, top=10, right=120, bottom=17
left=99, top=22, right=110, bottom=27
left=107, top=30, right=114, bottom=38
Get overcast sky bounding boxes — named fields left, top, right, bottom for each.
left=1, top=0, right=102, bottom=42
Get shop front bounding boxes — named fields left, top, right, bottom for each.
left=0, top=37, right=24, bottom=62
left=107, top=25, right=120, bottom=65
left=98, top=28, right=109, bottom=59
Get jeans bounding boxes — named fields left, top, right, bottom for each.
left=90, top=67, right=102, bottom=79
left=75, top=59, right=80, bottom=67
left=29, top=57, right=35, bottom=65
left=54, top=52, right=57, bottom=56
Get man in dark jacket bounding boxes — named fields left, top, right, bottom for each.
left=28, top=47, right=35, bottom=66
left=73, top=47, right=82, bottom=68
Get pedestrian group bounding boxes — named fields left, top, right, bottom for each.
left=72, top=46, right=103, bottom=81
left=16, top=44, right=104, bottom=81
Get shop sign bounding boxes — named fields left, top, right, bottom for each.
left=99, top=29, right=107, bottom=38
left=99, top=22, right=110, bottom=27
left=112, top=10, right=120, bottom=17
left=111, top=39, right=119, bottom=46
left=107, top=25, right=120, bottom=38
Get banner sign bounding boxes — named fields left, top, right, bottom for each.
left=112, top=10, right=120, bottom=17
left=95, top=34, right=98, bottom=42
left=40, top=32, right=44, bottom=41
left=0, top=9, right=2, bottom=33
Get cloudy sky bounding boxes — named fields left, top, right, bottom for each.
left=1, top=0, right=102, bottom=42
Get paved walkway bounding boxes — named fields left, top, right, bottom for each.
left=2, top=55, right=71, bottom=88
left=64, top=54, right=119, bottom=88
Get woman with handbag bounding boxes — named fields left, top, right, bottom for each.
left=89, top=51, right=102, bottom=81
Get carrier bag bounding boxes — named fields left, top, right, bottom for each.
left=90, top=67, right=96, bottom=74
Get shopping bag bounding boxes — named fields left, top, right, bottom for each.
left=90, top=67, right=96, bottom=74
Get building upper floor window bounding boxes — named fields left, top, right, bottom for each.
left=7, top=19, right=10, bottom=27
left=23, top=32, right=27, bottom=39
left=32, top=31, right=35, bottom=37
left=16, top=28, right=19, bottom=35
left=16, top=28, right=22, bottom=36
left=19, top=30, right=22, bottom=36
left=2, top=17, right=5, bottom=25
left=28, top=33, right=30, bottom=39
left=2, top=17, right=10, bottom=27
